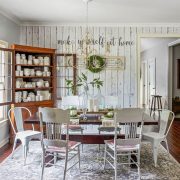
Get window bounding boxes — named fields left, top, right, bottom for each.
left=0, top=40, right=12, bottom=121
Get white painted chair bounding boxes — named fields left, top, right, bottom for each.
left=39, top=107, right=81, bottom=180
left=61, top=95, right=84, bottom=132
left=104, top=108, right=144, bottom=180
left=104, top=96, right=119, bottom=108
left=8, top=107, right=41, bottom=165
left=142, top=109, right=175, bottom=167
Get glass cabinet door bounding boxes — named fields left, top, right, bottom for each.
left=0, top=47, right=13, bottom=120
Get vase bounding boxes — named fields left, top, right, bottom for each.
left=94, top=89, right=105, bottom=110
left=78, top=85, right=89, bottom=120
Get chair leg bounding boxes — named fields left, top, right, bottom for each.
left=137, top=150, right=141, bottom=165
left=11, top=137, right=17, bottom=158
left=137, top=165, right=141, bottom=180
left=54, top=152, right=57, bottom=164
left=128, top=153, right=131, bottom=167
left=114, top=151, right=117, bottom=180
left=41, top=148, right=45, bottom=180
left=103, top=144, right=107, bottom=170
left=78, top=146, right=81, bottom=169
left=98, top=144, right=100, bottom=152
left=63, top=151, right=68, bottom=180
left=27, top=144, right=29, bottom=153
left=23, top=145, right=28, bottom=165
left=153, top=142, right=159, bottom=167
left=137, top=150, right=141, bottom=180
left=164, top=138, right=170, bottom=155
left=81, top=144, right=83, bottom=152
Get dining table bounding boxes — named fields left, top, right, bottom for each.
left=24, top=109, right=158, bottom=144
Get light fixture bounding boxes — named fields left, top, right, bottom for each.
left=78, top=0, right=97, bottom=67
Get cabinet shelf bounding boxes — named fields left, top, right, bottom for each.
left=15, top=87, right=53, bottom=90
left=14, top=100, right=53, bottom=105
left=16, top=76, right=53, bottom=78
left=15, top=64, right=53, bottom=67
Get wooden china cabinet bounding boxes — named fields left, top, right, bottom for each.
left=10, top=44, right=56, bottom=131
left=0, top=44, right=78, bottom=143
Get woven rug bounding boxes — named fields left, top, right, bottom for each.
left=0, top=141, right=179, bottom=180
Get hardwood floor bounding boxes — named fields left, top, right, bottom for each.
left=0, top=121, right=180, bottom=163
left=165, top=120, right=180, bottom=162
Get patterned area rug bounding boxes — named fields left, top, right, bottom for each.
left=0, top=141, right=179, bottom=180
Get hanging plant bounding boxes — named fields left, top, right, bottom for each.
left=87, top=55, right=105, bottom=73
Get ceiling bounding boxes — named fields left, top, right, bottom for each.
left=0, top=0, right=180, bottom=24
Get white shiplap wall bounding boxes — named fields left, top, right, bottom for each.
left=20, top=25, right=180, bottom=107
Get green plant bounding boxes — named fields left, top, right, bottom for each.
left=66, top=73, right=103, bottom=94
left=65, top=79, right=76, bottom=95
left=90, top=78, right=103, bottom=90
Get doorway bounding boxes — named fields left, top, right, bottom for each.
left=138, top=36, right=180, bottom=108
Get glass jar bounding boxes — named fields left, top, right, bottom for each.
left=78, top=85, right=92, bottom=120
left=94, top=89, right=105, bottom=110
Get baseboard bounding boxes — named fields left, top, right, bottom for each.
left=0, top=137, right=9, bottom=148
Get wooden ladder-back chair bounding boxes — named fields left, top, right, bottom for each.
left=104, top=108, right=144, bottom=180
left=39, top=107, right=81, bottom=180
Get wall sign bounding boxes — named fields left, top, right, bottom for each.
left=57, top=35, right=134, bottom=47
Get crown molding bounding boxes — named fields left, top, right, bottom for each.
left=0, top=9, right=21, bottom=25
left=21, top=22, right=180, bottom=27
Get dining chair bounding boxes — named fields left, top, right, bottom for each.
left=8, top=107, right=42, bottom=165
left=98, top=96, right=119, bottom=142
left=103, top=108, right=144, bottom=180
left=39, top=107, right=81, bottom=180
left=142, top=109, right=175, bottom=167
left=61, top=96, right=84, bottom=148
left=104, top=96, right=119, bottom=108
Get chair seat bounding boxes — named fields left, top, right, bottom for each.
left=46, top=141, right=81, bottom=153
left=16, top=130, right=41, bottom=139
left=143, top=132, right=165, bottom=141
left=105, top=139, right=140, bottom=151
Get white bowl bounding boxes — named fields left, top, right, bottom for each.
left=33, top=58, right=39, bottom=65
left=36, top=71, right=43, bottom=76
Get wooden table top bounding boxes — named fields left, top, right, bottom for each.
left=24, top=112, right=158, bottom=125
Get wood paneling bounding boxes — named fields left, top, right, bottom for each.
left=20, top=25, right=180, bottom=107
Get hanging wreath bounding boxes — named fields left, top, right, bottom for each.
left=87, top=55, right=105, bottom=73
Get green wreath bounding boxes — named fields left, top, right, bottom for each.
left=87, top=55, right=105, bottom=73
